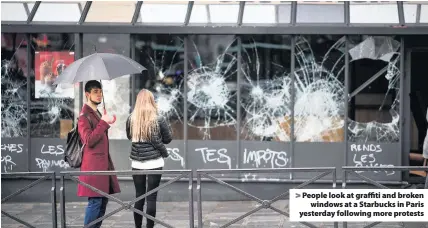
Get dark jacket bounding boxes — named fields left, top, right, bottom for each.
left=126, top=115, right=172, bottom=162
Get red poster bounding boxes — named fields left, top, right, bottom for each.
left=35, top=51, right=75, bottom=98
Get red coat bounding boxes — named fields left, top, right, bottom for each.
left=77, top=104, right=121, bottom=197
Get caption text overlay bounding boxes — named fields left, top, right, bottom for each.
left=290, top=189, right=428, bottom=222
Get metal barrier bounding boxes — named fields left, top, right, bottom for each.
left=59, top=170, right=193, bottom=228
left=196, top=167, right=338, bottom=228
left=342, top=166, right=428, bottom=228
left=1, top=172, right=57, bottom=228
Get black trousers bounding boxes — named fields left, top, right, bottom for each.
left=132, top=167, right=162, bottom=228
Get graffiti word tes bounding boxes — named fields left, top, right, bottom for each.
left=243, top=148, right=289, bottom=168
left=350, top=144, right=382, bottom=153
left=35, top=158, right=69, bottom=172
left=167, top=148, right=184, bottom=168
left=1, top=144, right=24, bottom=153
left=196, top=148, right=231, bottom=169
left=351, top=144, right=394, bottom=176
left=1, top=155, right=17, bottom=172
left=41, top=144, right=64, bottom=156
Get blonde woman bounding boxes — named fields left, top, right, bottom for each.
left=126, top=89, right=172, bottom=228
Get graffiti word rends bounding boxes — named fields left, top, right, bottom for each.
left=351, top=144, right=395, bottom=176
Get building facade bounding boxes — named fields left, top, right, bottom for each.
left=2, top=1, right=428, bottom=188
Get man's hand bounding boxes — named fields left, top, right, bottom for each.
left=101, top=109, right=116, bottom=124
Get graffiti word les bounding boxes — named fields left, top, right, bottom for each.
left=243, top=148, right=289, bottom=168
left=196, top=147, right=231, bottom=169
left=41, top=144, right=64, bottom=156
left=1, top=143, right=24, bottom=153
left=351, top=144, right=394, bottom=176
left=167, top=148, right=184, bottom=168
left=1, top=155, right=17, bottom=173
left=350, top=144, right=382, bottom=153
left=35, top=158, right=69, bottom=172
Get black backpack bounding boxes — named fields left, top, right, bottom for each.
left=64, top=114, right=93, bottom=168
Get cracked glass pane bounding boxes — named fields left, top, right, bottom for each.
left=187, top=35, right=238, bottom=140
left=348, top=35, right=400, bottom=143
left=83, top=34, right=131, bottom=139
left=240, top=35, right=292, bottom=141
left=133, top=35, right=185, bottom=139
left=1, top=33, right=28, bottom=137
left=30, top=34, right=76, bottom=138
left=294, top=35, right=346, bottom=142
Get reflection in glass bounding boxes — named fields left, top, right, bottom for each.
left=296, top=2, right=344, bottom=23
left=294, top=35, right=346, bottom=142
left=134, top=35, right=185, bottom=139
left=348, top=36, right=400, bottom=143
left=240, top=35, right=292, bottom=141
left=30, top=34, right=75, bottom=138
left=187, top=35, right=238, bottom=140
left=83, top=34, right=131, bottom=139
left=1, top=33, right=28, bottom=137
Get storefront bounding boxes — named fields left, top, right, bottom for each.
left=2, top=1, right=428, bottom=185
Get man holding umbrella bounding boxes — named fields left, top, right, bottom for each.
left=78, top=80, right=120, bottom=228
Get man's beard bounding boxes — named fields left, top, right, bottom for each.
left=90, top=97, right=101, bottom=105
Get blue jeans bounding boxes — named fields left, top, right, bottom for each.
left=84, top=197, right=109, bottom=228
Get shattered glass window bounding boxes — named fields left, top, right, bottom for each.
left=83, top=34, right=131, bottom=139
left=1, top=33, right=28, bottom=137
left=294, top=35, right=346, bottom=142
left=30, top=34, right=75, bottom=138
left=348, top=36, right=400, bottom=143
left=134, top=35, right=185, bottom=139
left=240, top=35, right=292, bottom=141
left=187, top=35, right=238, bottom=140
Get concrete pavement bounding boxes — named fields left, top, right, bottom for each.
left=1, top=201, right=427, bottom=228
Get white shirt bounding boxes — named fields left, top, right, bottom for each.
left=131, top=157, right=164, bottom=170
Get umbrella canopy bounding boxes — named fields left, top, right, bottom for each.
left=53, top=52, right=146, bottom=85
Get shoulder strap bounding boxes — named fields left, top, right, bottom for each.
left=80, top=113, right=94, bottom=130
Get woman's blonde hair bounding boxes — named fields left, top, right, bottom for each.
left=130, top=89, right=158, bottom=142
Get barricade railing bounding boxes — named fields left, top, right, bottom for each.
left=1, top=171, right=57, bottom=228
left=59, top=170, right=193, bottom=228
left=342, top=166, right=428, bottom=228
left=196, top=167, right=338, bottom=228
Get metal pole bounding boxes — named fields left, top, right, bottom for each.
left=26, top=34, right=31, bottom=172
left=60, top=175, right=66, bottom=228
left=236, top=37, right=242, bottom=170
left=188, top=171, right=194, bottom=228
left=290, top=36, right=296, bottom=175
left=197, top=173, right=203, bottom=228
left=344, top=35, right=350, bottom=180
left=399, top=37, right=405, bottom=172
left=184, top=36, right=189, bottom=169
left=51, top=173, right=57, bottom=228
left=130, top=34, right=136, bottom=109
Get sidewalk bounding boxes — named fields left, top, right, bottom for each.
left=1, top=201, right=426, bottom=228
